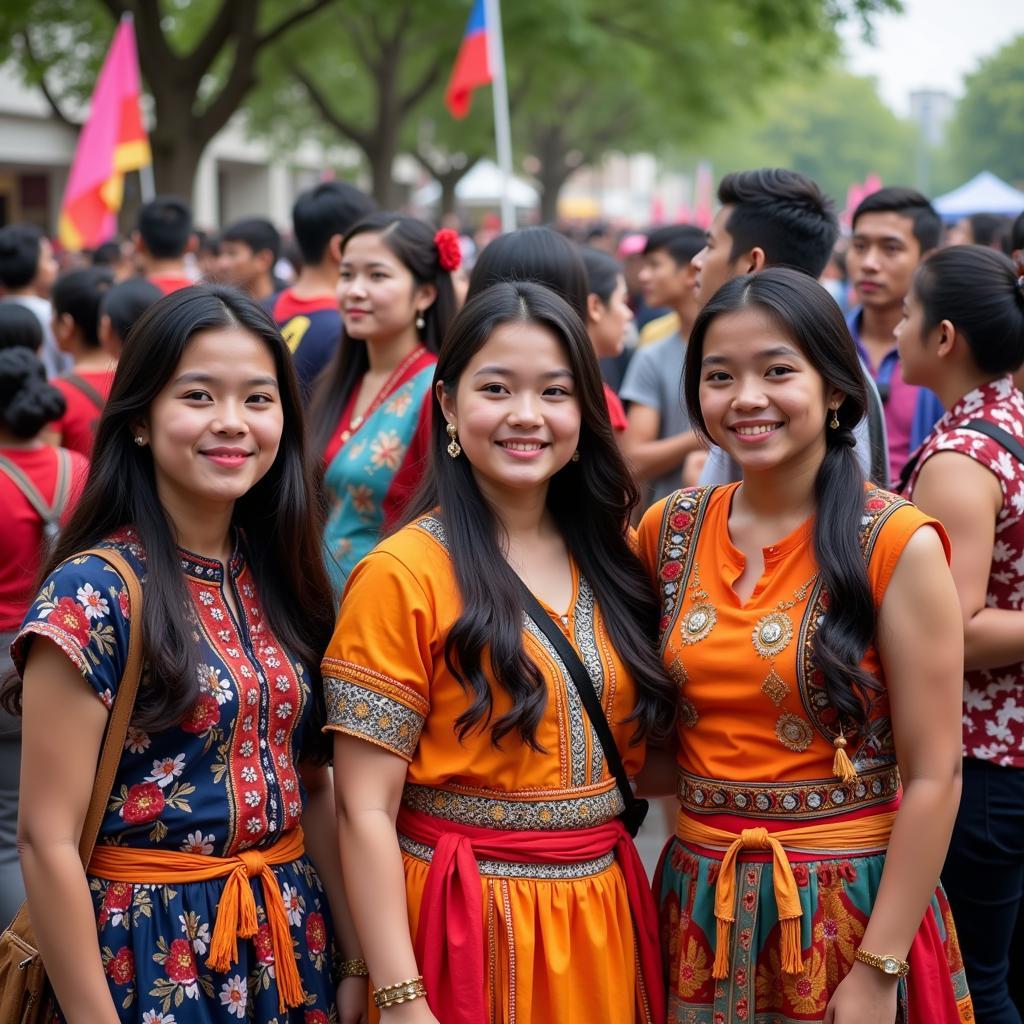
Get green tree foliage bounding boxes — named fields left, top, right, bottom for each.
left=946, top=33, right=1024, bottom=186
left=674, top=67, right=918, bottom=208
left=0, top=0, right=340, bottom=197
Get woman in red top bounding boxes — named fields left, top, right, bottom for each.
left=46, top=267, right=115, bottom=457
left=899, top=245, right=1024, bottom=1022
left=0, top=346, right=88, bottom=926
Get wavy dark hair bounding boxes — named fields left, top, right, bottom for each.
left=683, top=267, right=877, bottom=732
left=0, top=286, right=335, bottom=760
left=913, top=245, right=1024, bottom=376
left=309, top=213, right=457, bottom=453
left=405, top=280, right=676, bottom=748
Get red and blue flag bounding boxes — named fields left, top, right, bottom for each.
left=445, top=0, right=492, bottom=119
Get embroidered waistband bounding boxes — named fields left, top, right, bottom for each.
left=677, top=762, right=900, bottom=820
left=398, top=833, right=616, bottom=879
left=402, top=781, right=624, bottom=831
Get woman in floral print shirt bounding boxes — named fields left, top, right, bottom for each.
left=899, top=245, right=1024, bottom=1023
left=2, top=287, right=363, bottom=1023
left=308, top=214, right=459, bottom=595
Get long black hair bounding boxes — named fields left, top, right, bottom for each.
left=405, top=280, right=675, bottom=748
left=683, top=267, right=877, bottom=732
left=1, top=286, right=335, bottom=759
left=309, top=213, right=458, bottom=453
left=914, top=245, right=1024, bottom=375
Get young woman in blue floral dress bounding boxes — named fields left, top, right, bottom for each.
left=3, top=287, right=364, bottom=1023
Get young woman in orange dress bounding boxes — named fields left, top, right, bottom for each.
left=322, top=281, right=676, bottom=1023
left=637, top=267, right=973, bottom=1023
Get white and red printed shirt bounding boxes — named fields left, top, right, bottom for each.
left=906, top=376, right=1024, bottom=767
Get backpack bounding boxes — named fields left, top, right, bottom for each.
left=0, top=448, right=73, bottom=553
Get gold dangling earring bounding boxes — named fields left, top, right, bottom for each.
left=829, top=409, right=840, bottom=430
left=446, top=421, right=461, bottom=458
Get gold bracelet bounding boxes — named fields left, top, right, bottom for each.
left=336, top=957, right=369, bottom=979
left=373, top=975, right=427, bottom=1009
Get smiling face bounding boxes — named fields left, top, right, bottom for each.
left=338, top=231, right=434, bottom=343
left=438, top=320, right=582, bottom=506
left=138, top=327, right=284, bottom=522
left=697, top=307, right=841, bottom=476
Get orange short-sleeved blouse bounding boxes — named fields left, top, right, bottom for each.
left=322, top=515, right=646, bottom=829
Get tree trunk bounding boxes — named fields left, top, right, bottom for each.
left=440, top=176, right=458, bottom=218
left=151, top=129, right=206, bottom=201
left=534, top=124, right=571, bottom=225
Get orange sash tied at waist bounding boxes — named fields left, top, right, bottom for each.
left=675, top=810, right=896, bottom=980
left=87, top=827, right=307, bottom=1013
left=398, top=805, right=665, bottom=1024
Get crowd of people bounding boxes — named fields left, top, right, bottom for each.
left=0, top=170, right=1023, bottom=1024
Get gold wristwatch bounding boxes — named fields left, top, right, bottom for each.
left=854, top=947, right=910, bottom=978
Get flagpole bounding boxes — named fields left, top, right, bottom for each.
left=484, top=0, right=514, bottom=232
left=123, top=11, right=155, bottom=202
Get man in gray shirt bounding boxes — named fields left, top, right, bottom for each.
left=619, top=226, right=707, bottom=500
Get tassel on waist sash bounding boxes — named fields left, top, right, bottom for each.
left=675, top=810, right=896, bottom=980
left=88, top=827, right=306, bottom=1013
left=397, top=805, right=665, bottom=1024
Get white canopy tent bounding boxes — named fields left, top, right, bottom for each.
left=412, top=159, right=538, bottom=211
left=932, top=171, right=1024, bottom=220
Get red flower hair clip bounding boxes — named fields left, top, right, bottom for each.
left=434, top=228, right=462, bottom=272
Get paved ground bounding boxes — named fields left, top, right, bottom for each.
left=636, top=796, right=677, bottom=879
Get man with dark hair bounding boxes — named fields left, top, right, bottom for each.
left=693, top=168, right=839, bottom=303
left=619, top=225, right=706, bottom=498
left=0, top=223, right=65, bottom=377
left=134, top=196, right=194, bottom=294
left=694, top=169, right=890, bottom=487
left=270, top=181, right=375, bottom=391
left=848, top=186, right=943, bottom=481
left=215, top=218, right=281, bottom=303
left=946, top=211, right=1012, bottom=251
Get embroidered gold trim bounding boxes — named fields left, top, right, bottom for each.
left=323, top=677, right=425, bottom=759
left=752, top=611, right=793, bottom=659
left=775, top=712, right=814, bottom=752
left=677, top=763, right=900, bottom=819
left=399, top=834, right=616, bottom=879
left=760, top=667, right=791, bottom=706
left=402, top=782, right=624, bottom=830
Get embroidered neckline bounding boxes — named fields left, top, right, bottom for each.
left=177, top=535, right=244, bottom=583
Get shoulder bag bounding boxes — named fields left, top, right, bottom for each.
left=517, top=582, right=649, bottom=837
left=0, top=548, right=143, bottom=1024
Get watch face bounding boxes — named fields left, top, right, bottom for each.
left=882, top=957, right=899, bottom=975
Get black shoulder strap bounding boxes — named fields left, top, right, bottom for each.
left=963, top=418, right=1024, bottom=465
left=900, top=418, right=1024, bottom=493
left=516, top=581, right=648, bottom=836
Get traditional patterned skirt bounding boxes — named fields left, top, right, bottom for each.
left=54, top=853, right=339, bottom=1024
left=656, top=823, right=974, bottom=1024
left=382, top=802, right=662, bottom=1024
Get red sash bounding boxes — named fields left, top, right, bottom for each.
left=398, top=805, right=665, bottom=1024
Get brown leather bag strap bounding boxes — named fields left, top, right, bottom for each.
left=73, top=547, right=144, bottom=865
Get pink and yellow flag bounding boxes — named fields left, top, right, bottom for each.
left=58, top=16, right=150, bottom=251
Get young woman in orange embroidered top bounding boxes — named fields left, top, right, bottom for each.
left=322, top=281, right=676, bottom=1023
left=637, top=268, right=970, bottom=1023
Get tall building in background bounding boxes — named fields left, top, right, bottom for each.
left=909, top=88, right=954, bottom=195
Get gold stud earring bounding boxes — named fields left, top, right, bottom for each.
left=446, top=421, right=461, bottom=458
left=571, top=450, right=580, bottom=463
left=134, top=435, right=145, bottom=446
left=829, top=409, right=840, bottom=430
left=416, top=313, right=426, bottom=330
